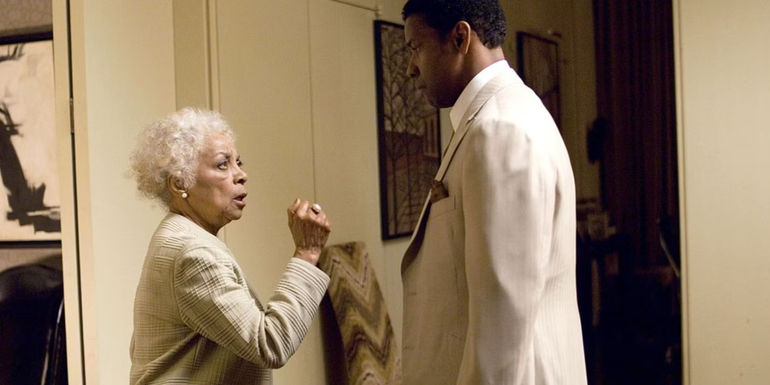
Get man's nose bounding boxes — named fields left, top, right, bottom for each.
left=407, top=56, right=419, bottom=78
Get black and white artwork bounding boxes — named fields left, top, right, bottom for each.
left=0, top=36, right=60, bottom=241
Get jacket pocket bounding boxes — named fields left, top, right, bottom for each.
left=429, top=195, right=456, bottom=219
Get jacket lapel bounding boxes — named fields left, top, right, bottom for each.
left=401, top=69, right=516, bottom=273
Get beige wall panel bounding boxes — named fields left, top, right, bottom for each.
left=173, top=0, right=210, bottom=109
left=308, top=0, right=381, bottom=273
left=73, top=0, right=177, bottom=382
left=379, top=0, right=405, bottom=22
left=212, top=0, right=324, bottom=383
left=677, top=0, right=770, bottom=383
left=309, top=0, right=409, bottom=340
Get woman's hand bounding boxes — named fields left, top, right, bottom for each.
left=287, top=198, right=331, bottom=265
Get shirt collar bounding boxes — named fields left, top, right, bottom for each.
left=449, top=59, right=510, bottom=131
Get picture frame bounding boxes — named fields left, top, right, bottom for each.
left=516, top=31, right=561, bottom=129
left=374, top=20, right=441, bottom=240
left=0, top=31, right=61, bottom=241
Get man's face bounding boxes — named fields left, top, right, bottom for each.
left=404, top=14, right=461, bottom=108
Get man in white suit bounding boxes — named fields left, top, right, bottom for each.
left=400, top=1, right=587, bottom=383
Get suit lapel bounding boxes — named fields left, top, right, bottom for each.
left=401, top=69, right=517, bottom=273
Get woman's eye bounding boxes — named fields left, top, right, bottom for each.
left=236, top=160, right=243, bottom=167
left=217, top=162, right=228, bottom=170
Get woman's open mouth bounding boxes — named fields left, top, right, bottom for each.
left=234, top=193, right=247, bottom=208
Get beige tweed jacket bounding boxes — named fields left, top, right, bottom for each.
left=130, top=213, right=329, bottom=385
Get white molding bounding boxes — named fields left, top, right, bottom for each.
left=329, top=0, right=381, bottom=18
left=671, top=0, right=689, bottom=383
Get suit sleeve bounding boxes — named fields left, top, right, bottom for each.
left=457, top=118, right=556, bottom=384
left=173, top=247, right=329, bottom=368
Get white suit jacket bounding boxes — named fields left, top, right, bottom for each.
left=401, top=67, right=587, bottom=385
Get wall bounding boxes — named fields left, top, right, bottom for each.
left=308, top=0, right=398, bottom=340
left=310, top=0, right=414, bottom=348
left=676, top=0, right=770, bottom=383
left=66, top=0, right=176, bottom=383
left=213, top=1, right=322, bottom=382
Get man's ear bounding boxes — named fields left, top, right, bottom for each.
left=452, top=21, right=472, bottom=53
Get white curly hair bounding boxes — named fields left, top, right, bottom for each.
left=129, top=107, right=235, bottom=206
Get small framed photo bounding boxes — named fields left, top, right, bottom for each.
left=516, top=31, right=561, bottom=129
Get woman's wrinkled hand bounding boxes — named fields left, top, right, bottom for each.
left=287, top=198, right=331, bottom=265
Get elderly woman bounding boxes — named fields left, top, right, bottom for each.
left=128, top=108, right=331, bottom=384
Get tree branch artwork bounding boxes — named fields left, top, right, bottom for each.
left=375, top=21, right=441, bottom=240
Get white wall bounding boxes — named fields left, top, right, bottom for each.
left=212, top=0, right=322, bottom=382
left=307, top=0, right=414, bottom=347
left=67, top=0, right=176, bottom=382
left=308, top=0, right=394, bottom=334
left=676, top=0, right=770, bottom=384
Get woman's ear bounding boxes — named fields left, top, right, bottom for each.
left=167, top=176, right=186, bottom=195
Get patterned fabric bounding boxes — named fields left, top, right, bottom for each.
left=319, top=242, right=402, bottom=385
left=130, top=213, right=329, bottom=385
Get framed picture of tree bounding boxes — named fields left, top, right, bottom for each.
left=374, top=20, right=441, bottom=240
left=0, top=32, right=61, bottom=241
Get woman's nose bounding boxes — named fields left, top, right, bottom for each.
left=236, top=168, right=247, bottom=184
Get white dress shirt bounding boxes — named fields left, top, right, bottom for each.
left=449, top=59, right=512, bottom=130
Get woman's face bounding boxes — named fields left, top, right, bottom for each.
left=185, top=132, right=248, bottom=234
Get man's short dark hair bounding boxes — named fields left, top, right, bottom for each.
left=402, top=0, right=507, bottom=48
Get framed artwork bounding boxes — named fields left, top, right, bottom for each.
left=0, top=32, right=61, bottom=241
left=516, top=32, right=561, bottom=129
left=374, top=20, right=441, bottom=240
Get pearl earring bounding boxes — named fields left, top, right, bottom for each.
left=181, top=192, right=188, bottom=199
